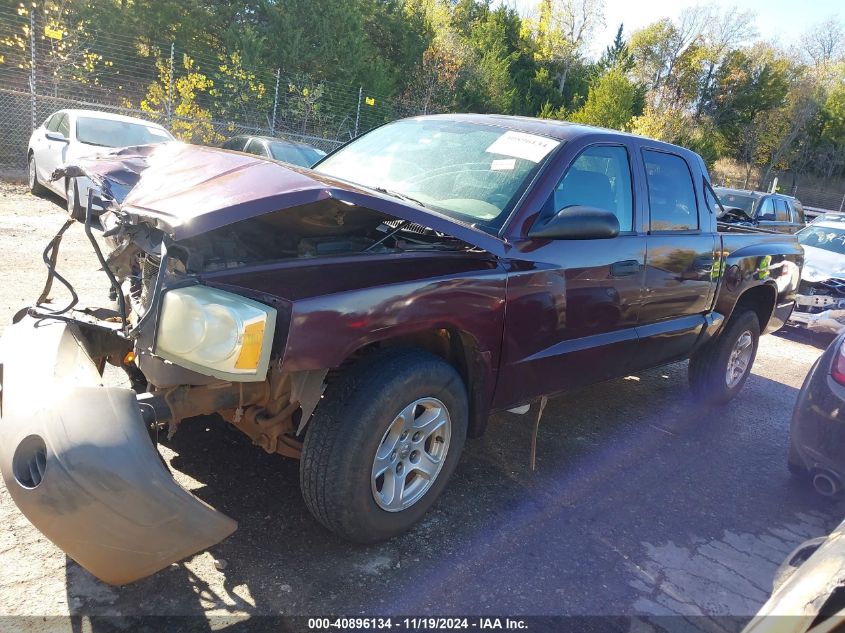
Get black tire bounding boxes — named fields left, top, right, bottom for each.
left=28, top=153, right=47, bottom=196
left=689, top=309, right=760, bottom=405
left=300, top=348, right=468, bottom=543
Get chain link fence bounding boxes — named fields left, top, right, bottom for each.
left=0, top=8, right=425, bottom=172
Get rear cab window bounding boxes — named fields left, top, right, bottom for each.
left=642, top=150, right=698, bottom=232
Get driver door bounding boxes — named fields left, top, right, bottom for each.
left=495, top=142, right=647, bottom=407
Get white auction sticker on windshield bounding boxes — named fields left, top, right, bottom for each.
left=490, top=158, right=516, bottom=171
left=486, top=130, right=559, bottom=163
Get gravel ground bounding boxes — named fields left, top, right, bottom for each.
left=0, top=182, right=842, bottom=629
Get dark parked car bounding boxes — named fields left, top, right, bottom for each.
left=221, top=134, right=326, bottom=167
left=789, top=328, right=845, bottom=495
left=715, top=186, right=806, bottom=233
left=0, top=114, right=802, bottom=585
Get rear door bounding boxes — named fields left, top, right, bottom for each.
left=634, top=147, right=717, bottom=368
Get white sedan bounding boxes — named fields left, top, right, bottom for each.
left=27, top=109, right=175, bottom=218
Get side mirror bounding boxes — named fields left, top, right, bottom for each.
left=528, top=205, right=620, bottom=240
left=45, top=131, right=69, bottom=143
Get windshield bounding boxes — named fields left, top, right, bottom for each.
left=313, top=119, right=560, bottom=231
left=716, top=191, right=757, bottom=214
left=269, top=142, right=325, bottom=167
left=76, top=117, right=173, bottom=148
left=798, top=226, right=845, bottom=255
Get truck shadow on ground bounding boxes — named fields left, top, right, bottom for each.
left=774, top=325, right=838, bottom=350
left=64, top=357, right=842, bottom=628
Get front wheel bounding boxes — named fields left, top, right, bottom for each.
left=300, top=348, right=468, bottom=542
left=689, top=309, right=760, bottom=405
left=28, top=154, right=47, bottom=196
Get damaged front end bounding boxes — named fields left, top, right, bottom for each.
left=788, top=278, right=845, bottom=335
left=1, top=143, right=489, bottom=584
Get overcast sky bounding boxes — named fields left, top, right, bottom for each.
left=504, top=0, right=842, bottom=58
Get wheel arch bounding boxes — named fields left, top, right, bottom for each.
left=331, top=327, right=493, bottom=438
left=731, top=283, right=777, bottom=333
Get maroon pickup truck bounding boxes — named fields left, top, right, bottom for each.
left=0, top=114, right=802, bottom=584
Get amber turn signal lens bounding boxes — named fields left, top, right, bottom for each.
left=235, top=321, right=265, bottom=370
left=123, top=351, right=136, bottom=365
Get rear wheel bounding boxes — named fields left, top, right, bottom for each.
left=300, top=348, right=468, bottom=542
left=28, top=154, right=47, bottom=196
left=689, top=309, right=760, bottom=405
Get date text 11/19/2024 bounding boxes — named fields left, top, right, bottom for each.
left=307, top=617, right=529, bottom=630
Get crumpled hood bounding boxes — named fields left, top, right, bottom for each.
left=801, top=244, right=845, bottom=282
left=68, top=143, right=506, bottom=255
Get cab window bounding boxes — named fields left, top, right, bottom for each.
left=757, top=198, right=775, bottom=220
left=643, top=150, right=698, bottom=231
left=542, top=144, right=633, bottom=232
left=774, top=198, right=790, bottom=222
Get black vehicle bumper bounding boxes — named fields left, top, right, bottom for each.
left=0, top=315, right=236, bottom=585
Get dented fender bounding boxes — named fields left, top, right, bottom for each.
left=0, top=316, right=236, bottom=585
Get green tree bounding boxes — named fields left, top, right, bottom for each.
left=569, top=68, right=636, bottom=130
left=597, top=23, right=631, bottom=72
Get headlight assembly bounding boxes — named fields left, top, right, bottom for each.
left=154, top=286, right=276, bottom=381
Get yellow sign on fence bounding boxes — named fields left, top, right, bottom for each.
left=44, top=26, right=63, bottom=40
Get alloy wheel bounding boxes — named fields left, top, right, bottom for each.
left=726, top=330, right=753, bottom=388
left=371, top=397, right=451, bottom=512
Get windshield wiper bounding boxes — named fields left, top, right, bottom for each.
left=372, top=187, right=430, bottom=209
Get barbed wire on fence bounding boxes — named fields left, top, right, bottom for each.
left=0, top=8, right=424, bottom=171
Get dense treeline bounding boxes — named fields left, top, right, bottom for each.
left=2, top=0, right=844, bottom=185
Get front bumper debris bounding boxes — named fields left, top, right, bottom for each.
left=0, top=315, right=236, bottom=585
left=788, top=302, right=845, bottom=334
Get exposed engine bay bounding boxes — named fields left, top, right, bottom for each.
left=102, top=197, right=475, bottom=329
left=174, top=202, right=474, bottom=273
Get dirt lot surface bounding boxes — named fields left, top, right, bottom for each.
left=0, top=182, right=843, bottom=629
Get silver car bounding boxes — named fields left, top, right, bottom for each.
left=27, top=108, right=174, bottom=218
